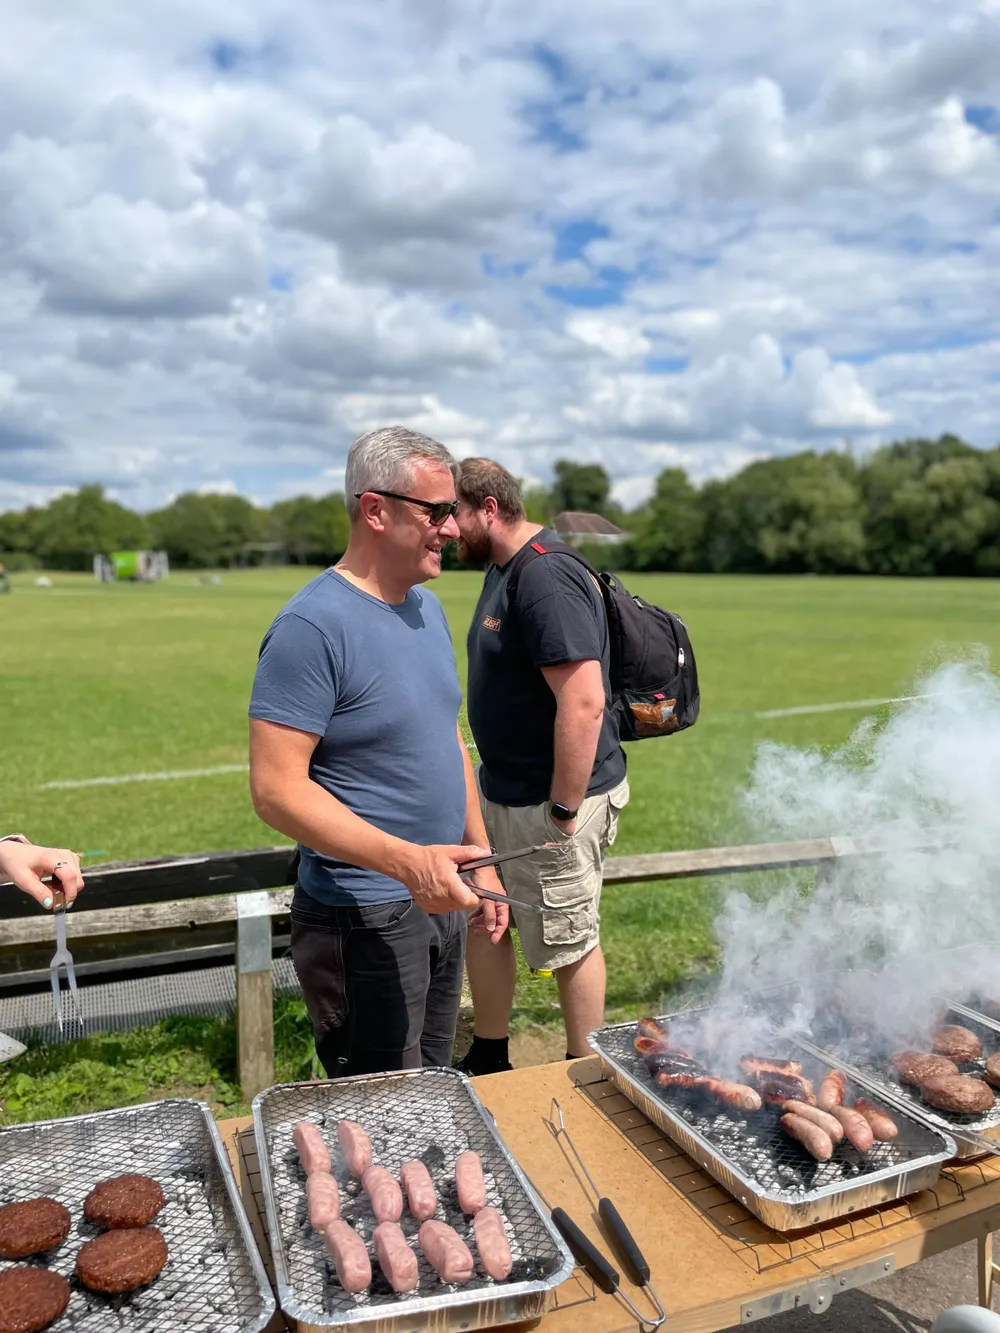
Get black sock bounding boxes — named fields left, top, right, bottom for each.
left=459, top=1035, right=510, bottom=1075
left=566, top=1050, right=585, bottom=1061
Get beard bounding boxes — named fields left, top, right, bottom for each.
left=456, top=517, right=492, bottom=565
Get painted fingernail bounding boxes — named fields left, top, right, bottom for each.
left=67, top=900, right=73, bottom=909
left=43, top=896, right=52, bottom=909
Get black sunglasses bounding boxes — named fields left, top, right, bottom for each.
left=356, top=491, right=458, bottom=525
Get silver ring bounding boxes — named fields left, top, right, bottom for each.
left=53, top=861, right=66, bottom=869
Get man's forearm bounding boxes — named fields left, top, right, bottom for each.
left=550, top=700, right=604, bottom=811
left=252, top=774, right=418, bottom=883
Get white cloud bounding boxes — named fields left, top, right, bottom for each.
left=0, top=0, right=996, bottom=510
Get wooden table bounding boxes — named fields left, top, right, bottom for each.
left=218, top=1058, right=1000, bottom=1332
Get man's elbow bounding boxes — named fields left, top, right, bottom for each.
left=562, top=692, right=606, bottom=723
left=249, top=769, right=287, bottom=828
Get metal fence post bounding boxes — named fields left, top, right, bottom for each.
left=236, top=891, right=274, bottom=1099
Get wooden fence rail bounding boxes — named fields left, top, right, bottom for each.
left=0, top=830, right=945, bottom=1096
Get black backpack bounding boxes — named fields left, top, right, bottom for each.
left=507, top=538, right=700, bottom=742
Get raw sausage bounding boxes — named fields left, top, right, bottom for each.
left=781, top=1100, right=845, bottom=1143
left=473, top=1206, right=512, bottom=1280
left=338, top=1121, right=373, bottom=1177
left=817, top=1071, right=847, bottom=1112
left=780, top=1113, right=833, bottom=1161
left=363, top=1166, right=403, bottom=1223
left=401, top=1161, right=437, bottom=1221
left=418, top=1220, right=475, bottom=1284
left=827, top=1104, right=875, bottom=1152
left=306, top=1173, right=340, bottom=1228
left=293, top=1122, right=331, bottom=1176
left=373, top=1222, right=419, bottom=1293
left=852, top=1099, right=898, bottom=1142
left=455, top=1152, right=487, bottom=1214
left=324, top=1220, right=372, bottom=1293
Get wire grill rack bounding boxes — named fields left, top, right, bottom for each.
left=0, top=1099, right=274, bottom=1332
left=253, top=1068, right=573, bottom=1333
left=589, top=1018, right=954, bottom=1230
left=811, top=1006, right=1000, bottom=1158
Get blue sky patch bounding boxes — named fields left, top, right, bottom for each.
left=554, top=219, right=610, bottom=263
left=965, top=104, right=1000, bottom=135
left=645, top=356, right=689, bottom=374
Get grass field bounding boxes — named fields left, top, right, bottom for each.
left=2, top=567, right=999, bottom=1115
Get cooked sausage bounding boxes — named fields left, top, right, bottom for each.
left=473, top=1206, right=512, bottom=1280
left=654, top=1070, right=762, bottom=1112
left=817, top=1071, right=847, bottom=1112
left=827, top=1104, right=875, bottom=1152
left=781, top=1100, right=845, bottom=1143
left=293, top=1122, right=331, bottom=1176
left=362, top=1166, right=403, bottom=1223
left=852, top=1098, right=898, bottom=1141
left=324, top=1220, right=372, bottom=1293
left=418, top=1220, right=475, bottom=1284
left=306, top=1173, right=340, bottom=1228
left=781, top=1113, right=833, bottom=1161
left=455, top=1151, right=487, bottom=1214
left=373, top=1222, right=419, bottom=1293
left=401, top=1160, right=437, bottom=1221
left=338, top=1120, right=373, bottom=1177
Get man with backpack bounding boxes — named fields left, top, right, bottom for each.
left=453, top=458, right=631, bottom=1073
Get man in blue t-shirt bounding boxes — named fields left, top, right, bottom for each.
left=248, top=426, right=508, bottom=1077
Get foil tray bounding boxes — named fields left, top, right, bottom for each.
left=589, top=1013, right=956, bottom=1232
left=0, top=1098, right=275, bottom=1332
left=252, top=1068, right=574, bottom=1333
left=809, top=1004, right=1000, bottom=1160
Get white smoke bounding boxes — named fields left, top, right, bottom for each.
left=709, top=660, right=1000, bottom=1052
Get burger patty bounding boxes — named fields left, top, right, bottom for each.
left=920, top=1075, right=996, bottom=1115
left=0, top=1199, right=71, bottom=1260
left=76, top=1226, right=168, bottom=1294
left=984, top=1054, right=1000, bottom=1089
left=932, top=1025, right=982, bottom=1063
left=890, top=1051, right=959, bottom=1087
left=0, top=1266, right=70, bottom=1333
left=83, top=1174, right=164, bottom=1229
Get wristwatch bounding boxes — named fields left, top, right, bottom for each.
left=550, top=802, right=579, bottom=822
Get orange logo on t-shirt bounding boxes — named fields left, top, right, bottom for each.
left=482, top=616, right=502, bottom=631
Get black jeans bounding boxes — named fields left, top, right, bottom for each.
left=289, top=887, right=467, bottom=1078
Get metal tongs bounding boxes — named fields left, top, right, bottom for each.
left=48, top=886, right=81, bottom=1033
left=543, top=1099, right=666, bottom=1329
left=458, top=843, right=560, bottom=916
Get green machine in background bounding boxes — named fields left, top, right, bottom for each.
left=95, top=551, right=170, bottom=583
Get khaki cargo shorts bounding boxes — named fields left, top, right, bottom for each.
left=476, top=771, right=630, bottom=972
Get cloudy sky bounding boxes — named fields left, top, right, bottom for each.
left=1, top=0, right=998, bottom=512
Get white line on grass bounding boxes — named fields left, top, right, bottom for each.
left=756, top=694, right=925, bottom=719
left=40, top=764, right=249, bottom=790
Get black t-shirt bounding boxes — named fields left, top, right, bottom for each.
left=467, top=529, right=627, bottom=806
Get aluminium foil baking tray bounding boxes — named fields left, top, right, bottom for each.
left=589, top=1012, right=955, bottom=1231
left=252, top=1068, right=574, bottom=1333
left=0, top=1098, right=275, bottom=1332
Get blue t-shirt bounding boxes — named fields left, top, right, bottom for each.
left=248, top=569, right=467, bottom=907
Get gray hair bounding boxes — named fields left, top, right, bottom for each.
left=345, top=426, right=456, bottom=521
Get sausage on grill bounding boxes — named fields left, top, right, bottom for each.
left=754, top=1070, right=816, bottom=1107
left=781, top=1113, right=833, bottom=1161
left=293, top=1122, right=331, bottom=1177
left=654, top=1071, right=763, bottom=1112
left=781, top=1101, right=845, bottom=1143
left=828, top=1105, right=875, bottom=1152
left=740, top=1056, right=803, bottom=1078
left=932, top=1025, right=982, bottom=1063
left=418, top=1220, right=475, bottom=1284
left=473, top=1206, right=512, bottom=1280
left=455, top=1152, right=487, bottom=1214
left=852, top=1099, right=898, bottom=1141
left=373, top=1222, right=419, bottom=1293
left=306, top=1173, right=340, bottom=1229
left=817, top=1071, right=847, bottom=1112
left=637, top=1016, right=669, bottom=1041
left=401, top=1160, right=437, bottom=1221
left=363, top=1166, right=403, bottom=1223
left=325, top=1220, right=372, bottom=1292
left=338, top=1121, right=373, bottom=1177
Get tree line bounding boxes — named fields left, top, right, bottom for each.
left=1, top=434, right=998, bottom=576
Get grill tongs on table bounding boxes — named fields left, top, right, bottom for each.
left=48, top=886, right=81, bottom=1033
left=542, top=1098, right=666, bottom=1329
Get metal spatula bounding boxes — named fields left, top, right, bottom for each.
left=48, top=887, right=81, bottom=1034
